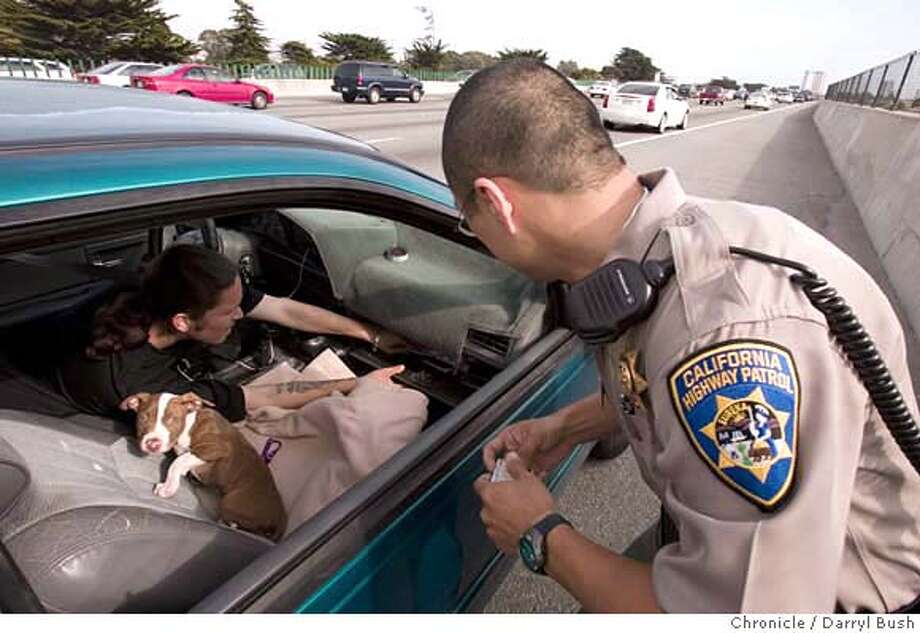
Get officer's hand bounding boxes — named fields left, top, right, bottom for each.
left=474, top=452, right=556, bottom=555
left=483, top=415, right=576, bottom=478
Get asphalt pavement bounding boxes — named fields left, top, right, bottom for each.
left=268, top=93, right=920, bottom=612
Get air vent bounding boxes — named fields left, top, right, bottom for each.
left=464, top=328, right=516, bottom=366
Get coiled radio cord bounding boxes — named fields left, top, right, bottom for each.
left=729, top=247, right=920, bottom=476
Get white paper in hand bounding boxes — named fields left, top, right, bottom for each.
left=490, top=457, right=513, bottom=482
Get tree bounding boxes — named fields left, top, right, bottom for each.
left=405, top=37, right=445, bottom=69
left=572, top=67, right=601, bottom=80
left=556, top=60, right=579, bottom=77
left=225, top=0, right=269, bottom=65
left=610, top=47, right=659, bottom=82
left=15, top=0, right=196, bottom=62
left=280, top=40, right=316, bottom=65
left=440, top=50, right=497, bottom=72
left=497, top=48, right=548, bottom=63
left=198, top=28, right=232, bottom=64
left=320, top=32, right=393, bottom=62
left=0, top=0, right=28, bottom=53
left=708, top=76, right=739, bottom=90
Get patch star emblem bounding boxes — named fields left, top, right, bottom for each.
left=668, top=340, right=800, bottom=511
left=618, top=348, right=648, bottom=415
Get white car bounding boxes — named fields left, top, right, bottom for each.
left=745, top=91, right=772, bottom=110
left=0, top=57, right=74, bottom=80
left=588, top=80, right=614, bottom=98
left=76, top=61, right=164, bottom=87
left=600, top=82, right=689, bottom=134
left=775, top=91, right=794, bottom=104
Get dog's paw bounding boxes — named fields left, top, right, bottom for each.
left=153, top=481, right=179, bottom=498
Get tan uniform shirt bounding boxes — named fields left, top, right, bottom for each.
left=597, top=168, right=920, bottom=612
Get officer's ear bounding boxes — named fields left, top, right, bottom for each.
left=473, top=177, right=518, bottom=236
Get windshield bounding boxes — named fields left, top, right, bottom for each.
left=87, top=62, right=123, bottom=74
left=618, top=83, right=658, bottom=96
left=147, top=64, right=184, bottom=76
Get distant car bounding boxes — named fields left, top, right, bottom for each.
left=76, top=61, right=164, bottom=87
left=775, top=91, right=794, bottom=104
left=724, top=89, right=736, bottom=100
left=600, top=81, right=689, bottom=134
left=0, top=57, right=73, bottom=81
left=735, top=88, right=749, bottom=100
left=331, top=60, right=424, bottom=104
left=745, top=91, right=772, bottom=110
left=588, top=80, right=614, bottom=98
left=699, top=85, right=727, bottom=105
left=677, top=84, right=693, bottom=97
left=454, top=69, right=477, bottom=86
left=131, top=64, right=274, bottom=109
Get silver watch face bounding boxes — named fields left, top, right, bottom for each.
left=520, top=527, right=546, bottom=573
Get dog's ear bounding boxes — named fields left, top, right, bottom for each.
left=176, top=392, right=215, bottom=413
left=120, top=392, right=152, bottom=412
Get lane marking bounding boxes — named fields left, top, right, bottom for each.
left=365, top=137, right=401, bottom=144
left=614, top=103, right=813, bottom=148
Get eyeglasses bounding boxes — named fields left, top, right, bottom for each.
left=456, top=188, right=478, bottom=237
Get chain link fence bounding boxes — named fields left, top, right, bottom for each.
left=826, top=50, right=920, bottom=113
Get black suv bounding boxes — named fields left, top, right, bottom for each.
left=332, top=61, right=424, bottom=104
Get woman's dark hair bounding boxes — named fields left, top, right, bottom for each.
left=86, top=244, right=239, bottom=359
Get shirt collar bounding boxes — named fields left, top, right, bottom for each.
left=604, top=167, right=688, bottom=262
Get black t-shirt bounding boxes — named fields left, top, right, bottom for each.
left=56, top=283, right=266, bottom=424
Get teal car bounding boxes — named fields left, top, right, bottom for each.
left=0, top=80, right=600, bottom=613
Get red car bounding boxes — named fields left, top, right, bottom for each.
left=131, top=64, right=274, bottom=110
left=699, top=85, right=727, bottom=106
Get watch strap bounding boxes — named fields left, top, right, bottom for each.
left=523, top=513, right=572, bottom=575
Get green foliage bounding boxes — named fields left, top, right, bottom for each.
left=708, top=76, right=739, bottom=90
left=8, top=0, right=196, bottom=61
left=0, top=0, right=27, bottom=52
left=225, top=0, right=269, bottom=65
left=198, top=28, right=231, bottom=64
left=320, top=32, right=393, bottom=62
left=405, top=37, right=445, bottom=69
left=556, top=59, right=579, bottom=77
left=497, top=47, right=548, bottom=63
left=440, top=49, right=496, bottom=72
left=280, top=40, right=315, bottom=65
left=572, top=67, right=601, bottom=80
left=611, top=47, right=659, bottom=82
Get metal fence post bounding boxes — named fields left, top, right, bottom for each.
left=871, top=64, right=889, bottom=107
left=892, top=52, right=915, bottom=110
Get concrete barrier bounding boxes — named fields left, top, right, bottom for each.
left=813, top=102, right=920, bottom=338
left=253, top=79, right=461, bottom=99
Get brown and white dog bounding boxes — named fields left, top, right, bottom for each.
left=121, top=391, right=287, bottom=542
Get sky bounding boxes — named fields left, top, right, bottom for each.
left=158, top=0, right=920, bottom=87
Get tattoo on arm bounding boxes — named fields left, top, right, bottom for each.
left=249, top=379, right=356, bottom=395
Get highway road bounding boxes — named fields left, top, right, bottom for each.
left=268, top=93, right=920, bottom=613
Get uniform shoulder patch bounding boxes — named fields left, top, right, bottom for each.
left=668, top=339, right=800, bottom=511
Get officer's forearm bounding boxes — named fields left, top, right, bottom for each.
left=545, top=525, right=661, bottom=613
left=553, top=392, right=621, bottom=445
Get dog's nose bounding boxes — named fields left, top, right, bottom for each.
left=144, top=438, right=162, bottom=453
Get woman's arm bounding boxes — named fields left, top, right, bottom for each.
left=241, top=377, right=358, bottom=410
left=247, top=294, right=375, bottom=342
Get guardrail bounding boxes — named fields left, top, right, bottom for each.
left=826, top=50, right=920, bottom=113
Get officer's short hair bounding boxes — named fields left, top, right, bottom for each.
left=442, top=59, right=626, bottom=211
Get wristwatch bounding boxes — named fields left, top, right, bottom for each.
left=519, top=513, right=572, bottom=575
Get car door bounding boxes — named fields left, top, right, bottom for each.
left=208, top=67, right=249, bottom=104
left=181, top=66, right=211, bottom=98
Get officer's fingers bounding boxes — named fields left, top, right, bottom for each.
left=504, top=451, right=530, bottom=479
left=482, top=435, right=506, bottom=471
left=473, top=473, right=491, bottom=498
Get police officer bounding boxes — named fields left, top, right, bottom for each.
left=443, top=59, right=920, bottom=612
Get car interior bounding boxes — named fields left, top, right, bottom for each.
left=0, top=204, right=550, bottom=612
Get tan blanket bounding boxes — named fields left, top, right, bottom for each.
left=236, top=350, right=428, bottom=537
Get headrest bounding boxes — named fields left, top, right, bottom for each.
left=0, top=436, right=29, bottom=520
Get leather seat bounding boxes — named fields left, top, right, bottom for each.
left=0, top=409, right=272, bottom=613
